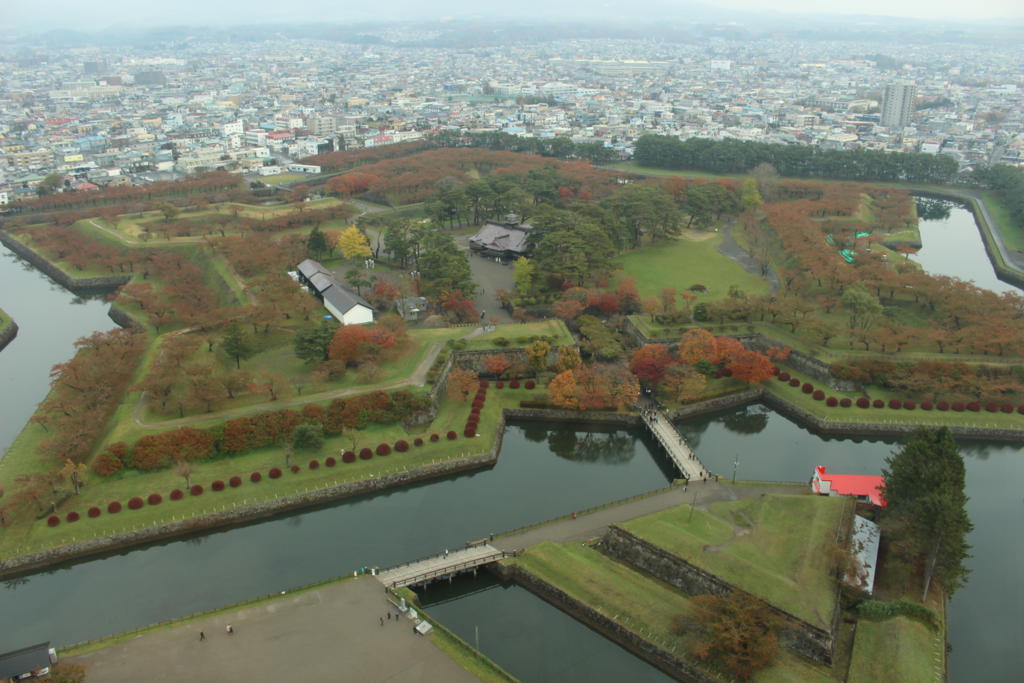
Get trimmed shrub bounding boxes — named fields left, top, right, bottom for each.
left=376, top=443, right=391, bottom=456
left=414, top=437, right=424, bottom=447
left=108, top=501, right=122, bottom=514
left=430, top=433, right=440, bottom=442
left=1018, top=405, right=1024, bottom=415
left=191, top=484, right=204, bottom=495
left=395, top=440, right=409, bottom=452
left=903, top=400, right=916, bottom=410
left=472, top=399, right=484, bottom=410
left=888, top=399, right=901, bottom=410
left=88, top=506, right=101, bottom=518
left=148, top=493, right=163, bottom=505
left=938, top=401, right=950, bottom=411
left=952, top=402, right=965, bottom=412
left=826, top=396, right=838, bottom=407
left=342, top=451, right=356, bottom=463
left=778, top=372, right=790, bottom=381
left=211, top=480, right=225, bottom=492
left=309, top=459, right=320, bottom=469
left=326, top=456, right=337, bottom=467
left=1001, top=403, right=1013, bottom=414
left=464, top=427, right=476, bottom=437
left=170, top=489, right=184, bottom=500
left=525, top=380, right=536, bottom=390
left=250, top=472, right=262, bottom=483
left=872, top=399, right=885, bottom=409
left=921, top=401, right=934, bottom=411
left=840, top=398, right=852, bottom=407
left=496, top=381, right=504, bottom=389
left=802, top=383, right=814, bottom=394
left=967, top=402, right=980, bottom=412
left=447, top=430, right=458, bottom=440
left=712, top=370, right=722, bottom=379
left=290, top=465, right=301, bottom=473
left=985, top=402, right=998, bottom=413
left=856, top=397, right=870, bottom=408
left=47, top=515, right=60, bottom=527
left=67, top=511, right=80, bottom=523
left=229, top=476, right=242, bottom=487
left=789, top=378, right=800, bottom=387
left=128, top=496, right=144, bottom=510
left=269, top=467, right=283, bottom=479
left=812, top=390, right=825, bottom=400
left=359, top=448, right=373, bottom=460
left=772, top=366, right=780, bottom=376
left=510, top=380, right=521, bottom=389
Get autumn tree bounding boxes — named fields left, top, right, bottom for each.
left=678, top=329, right=719, bottom=365
left=680, top=592, right=781, bottom=680
left=630, top=344, right=675, bottom=385
left=59, top=459, right=88, bottom=496
left=726, top=349, right=775, bottom=384
left=548, top=370, right=580, bottom=410
left=554, top=345, right=582, bottom=372
left=662, top=364, right=708, bottom=402
left=447, top=368, right=479, bottom=401
left=483, top=354, right=512, bottom=377
left=526, top=340, right=552, bottom=373
left=175, top=459, right=194, bottom=488
left=338, top=226, right=372, bottom=260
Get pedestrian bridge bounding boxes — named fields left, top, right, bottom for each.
left=641, top=408, right=708, bottom=481
left=377, top=545, right=508, bottom=589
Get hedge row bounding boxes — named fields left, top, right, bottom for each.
left=775, top=371, right=1024, bottom=415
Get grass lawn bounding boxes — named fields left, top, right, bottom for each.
left=847, top=618, right=937, bottom=683
left=258, top=173, right=308, bottom=186
left=0, top=387, right=536, bottom=557
left=617, top=234, right=770, bottom=302
left=509, top=541, right=835, bottom=682
left=982, top=190, right=1024, bottom=254
left=620, top=494, right=847, bottom=629
left=461, top=320, right=574, bottom=350
left=604, top=162, right=741, bottom=181
left=0, top=307, right=11, bottom=333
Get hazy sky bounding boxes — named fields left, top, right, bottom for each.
left=3, top=0, right=1022, bottom=33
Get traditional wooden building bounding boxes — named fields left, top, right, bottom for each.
left=295, top=259, right=374, bottom=325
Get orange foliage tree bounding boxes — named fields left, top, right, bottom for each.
left=630, top=344, right=675, bottom=385
left=678, top=329, right=719, bottom=365
left=726, top=349, right=776, bottom=384
left=447, top=368, right=479, bottom=401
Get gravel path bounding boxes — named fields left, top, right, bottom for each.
left=716, top=220, right=779, bottom=292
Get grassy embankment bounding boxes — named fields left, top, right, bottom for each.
left=508, top=541, right=836, bottom=682
left=619, top=494, right=847, bottom=629
left=0, top=385, right=540, bottom=558
left=460, top=319, right=574, bottom=351
left=847, top=617, right=937, bottom=683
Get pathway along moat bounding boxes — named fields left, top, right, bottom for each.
left=0, top=202, right=1021, bottom=682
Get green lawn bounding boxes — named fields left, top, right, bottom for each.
left=509, top=541, right=835, bottom=682
left=1, top=387, right=536, bottom=557
left=259, top=173, right=309, bottom=186
left=604, top=162, right=741, bottom=181
left=0, top=308, right=11, bottom=334
left=620, top=494, right=847, bottom=629
left=848, top=618, right=937, bottom=683
left=982, top=190, right=1024, bottom=253
left=461, top=320, right=574, bottom=350
left=617, top=234, right=770, bottom=302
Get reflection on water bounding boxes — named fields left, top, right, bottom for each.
left=418, top=574, right=673, bottom=683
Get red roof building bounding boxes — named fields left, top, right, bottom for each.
left=811, top=466, right=886, bottom=507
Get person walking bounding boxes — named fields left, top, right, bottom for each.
left=199, top=631, right=205, bottom=641
left=226, top=624, right=233, bottom=635
left=380, top=616, right=384, bottom=627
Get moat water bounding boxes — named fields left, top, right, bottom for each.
left=1, top=202, right=1022, bottom=682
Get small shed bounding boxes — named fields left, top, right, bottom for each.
left=811, top=466, right=886, bottom=507
left=0, top=642, right=54, bottom=680
left=396, top=296, right=429, bottom=322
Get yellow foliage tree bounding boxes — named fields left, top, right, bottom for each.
left=547, top=370, right=579, bottom=410
left=337, top=226, right=372, bottom=260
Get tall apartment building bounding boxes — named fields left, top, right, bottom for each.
left=881, top=82, right=917, bottom=129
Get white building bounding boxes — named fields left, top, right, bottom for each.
left=296, top=259, right=374, bottom=325
left=881, top=82, right=917, bottom=129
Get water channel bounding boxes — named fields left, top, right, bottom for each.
left=0, top=201, right=1021, bottom=682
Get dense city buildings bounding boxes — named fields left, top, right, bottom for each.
left=0, top=33, right=1021, bottom=201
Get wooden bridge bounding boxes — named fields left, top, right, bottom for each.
left=376, top=544, right=509, bottom=589
left=641, top=407, right=708, bottom=481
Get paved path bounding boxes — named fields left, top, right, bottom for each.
left=492, top=482, right=807, bottom=553
left=454, top=234, right=514, bottom=324
left=378, top=545, right=506, bottom=588
left=70, top=576, right=477, bottom=683
left=133, top=325, right=484, bottom=429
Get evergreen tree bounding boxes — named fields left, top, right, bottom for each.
left=291, top=423, right=325, bottom=452
left=293, top=320, right=335, bottom=363
left=221, top=323, right=252, bottom=369
left=307, top=226, right=328, bottom=258
left=882, top=427, right=973, bottom=600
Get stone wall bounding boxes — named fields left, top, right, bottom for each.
left=0, top=230, right=131, bottom=291
left=0, top=318, right=17, bottom=352
left=604, top=526, right=836, bottom=665
left=505, top=407, right=641, bottom=427
left=666, top=388, right=764, bottom=422
left=107, top=303, right=144, bottom=330
left=0, top=447, right=503, bottom=580
left=492, top=562, right=717, bottom=682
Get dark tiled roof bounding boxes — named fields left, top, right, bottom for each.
left=297, top=258, right=328, bottom=279
left=469, top=222, right=530, bottom=254
left=322, top=283, right=373, bottom=315
left=0, top=642, right=51, bottom=679
left=308, top=271, right=336, bottom=294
